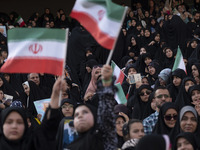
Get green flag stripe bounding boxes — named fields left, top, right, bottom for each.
left=85, top=0, right=125, bottom=21
left=8, top=28, right=66, bottom=42
left=172, top=48, right=181, bottom=71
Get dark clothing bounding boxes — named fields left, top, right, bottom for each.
left=67, top=80, right=118, bottom=150
left=0, top=106, right=61, bottom=150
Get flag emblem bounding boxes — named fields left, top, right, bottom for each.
left=98, top=10, right=105, bottom=21
left=29, top=43, right=43, bottom=54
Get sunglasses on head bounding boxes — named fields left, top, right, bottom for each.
left=164, top=114, right=177, bottom=121
left=139, top=90, right=151, bottom=96
left=155, top=94, right=169, bottom=99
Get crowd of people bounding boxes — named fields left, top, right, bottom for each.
left=0, top=0, right=200, bottom=150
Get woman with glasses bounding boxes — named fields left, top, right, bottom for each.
left=153, top=102, right=178, bottom=135
left=128, top=84, right=153, bottom=120
left=170, top=105, right=200, bottom=147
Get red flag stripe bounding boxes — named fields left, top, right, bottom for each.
left=0, top=58, right=63, bottom=76
left=70, top=11, right=115, bottom=50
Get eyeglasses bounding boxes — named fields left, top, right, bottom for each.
left=155, top=94, right=170, bottom=99
left=61, top=104, right=73, bottom=109
left=139, top=90, right=151, bottom=96
left=116, top=121, right=125, bottom=125
left=164, top=114, right=177, bottom=121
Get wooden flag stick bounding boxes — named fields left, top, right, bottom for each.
left=58, top=28, right=69, bottom=107
left=106, top=6, right=128, bottom=65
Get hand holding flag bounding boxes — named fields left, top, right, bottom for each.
left=172, top=46, right=187, bottom=74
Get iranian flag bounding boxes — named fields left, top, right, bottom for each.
left=172, top=46, right=187, bottom=74
left=115, top=83, right=127, bottom=104
left=15, top=16, right=26, bottom=27
left=0, top=28, right=67, bottom=76
left=70, top=0, right=127, bottom=50
left=111, top=60, right=125, bottom=84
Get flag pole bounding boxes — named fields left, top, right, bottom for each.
left=106, top=6, right=128, bottom=65
left=58, top=28, right=69, bottom=107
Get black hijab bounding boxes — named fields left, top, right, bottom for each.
left=175, top=77, right=196, bottom=110
left=131, top=85, right=153, bottom=120
left=135, top=134, right=171, bottom=150
left=67, top=104, right=104, bottom=150
left=174, top=132, right=199, bottom=150
left=153, top=102, right=178, bottom=135
left=0, top=75, right=19, bottom=100
left=0, top=107, right=29, bottom=150
left=22, top=81, right=46, bottom=117
left=147, top=60, right=161, bottom=86
left=167, top=68, right=187, bottom=102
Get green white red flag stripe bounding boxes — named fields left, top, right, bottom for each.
left=70, top=0, right=127, bottom=50
left=111, top=60, right=125, bottom=84
left=172, top=46, right=187, bottom=74
left=115, top=83, right=127, bottom=104
left=15, top=16, right=26, bottom=27
left=0, top=28, right=67, bottom=76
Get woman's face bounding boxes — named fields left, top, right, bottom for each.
left=145, top=11, right=149, bottom=17
left=164, top=108, right=177, bottom=128
left=144, top=57, right=152, bottom=66
left=148, top=66, right=156, bottom=75
left=0, top=78, right=3, bottom=87
left=192, top=65, right=199, bottom=77
left=177, top=137, right=194, bottom=150
left=139, top=88, right=151, bottom=102
left=180, top=112, right=197, bottom=133
left=116, top=117, right=125, bottom=137
left=131, top=20, right=136, bottom=27
left=131, top=37, right=137, bottom=46
left=142, top=78, right=149, bottom=85
left=129, top=122, right=144, bottom=139
left=140, top=48, right=147, bottom=55
left=191, top=41, right=197, bottom=49
left=185, top=80, right=195, bottom=92
left=165, top=49, right=173, bottom=58
left=136, top=25, right=142, bottom=31
left=128, top=68, right=137, bottom=76
left=74, top=105, right=94, bottom=133
left=159, top=78, right=166, bottom=86
left=191, top=90, right=200, bottom=104
left=129, top=11, right=134, bottom=18
left=173, top=76, right=182, bottom=87
left=61, top=102, right=74, bottom=117
left=155, top=34, right=160, bottom=42
left=151, top=19, right=156, bottom=26
left=4, top=74, right=10, bottom=82
left=3, top=111, right=25, bottom=141
left=23, top=84, right=30, bottom=96
left=144, top=30, right=150, bottom=37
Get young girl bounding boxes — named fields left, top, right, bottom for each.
left=0, top=77, right=64, bottom=150
left=67, top=65, right=119, bottom=150
left=121, top=119, right=145, bottom=150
